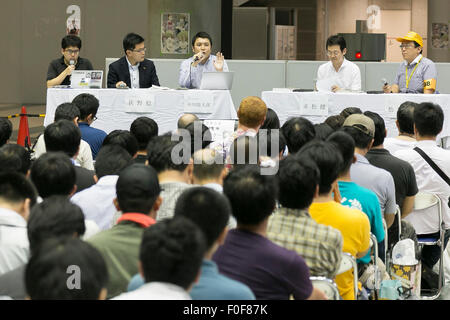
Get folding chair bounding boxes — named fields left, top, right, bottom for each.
left=386, top=205, right=402, bottom=271
left=414, top=192, right=445, bottom=300
left=370, top=233, right=381, bottom=299
left=336, top=252, right=358, bottom=299
left=310, top=276, right=340, bottom=300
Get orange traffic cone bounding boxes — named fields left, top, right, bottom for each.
left=17, top=106, right=31, bottom=148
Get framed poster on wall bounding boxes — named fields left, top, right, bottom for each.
left=161, top=13, right=190, bottom=54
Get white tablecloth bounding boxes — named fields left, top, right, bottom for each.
left=45, top=89, right=237, bottom=134
left=261, top=91, right=450, bottom=139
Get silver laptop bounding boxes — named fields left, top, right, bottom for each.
left=199, top=72, right=234, bottom=90
left=70, top=70, right=103, bottom=89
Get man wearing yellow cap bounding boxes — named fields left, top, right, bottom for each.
left=383, top=31, right=437, bottom=94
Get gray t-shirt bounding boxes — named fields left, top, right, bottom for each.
left=394, top=55, right=437, bottom=93
left=156, top=182, right=193, bottom=221
left=350, top=154, right=397, bottom=215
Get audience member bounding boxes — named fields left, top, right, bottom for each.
left=0, top=118, right=13, bottom=147
left=113, top=217, right=206, bottom=300
left=72, top=93, right=107, bottom=159
left=324, top=114, right=345, bottom=131
left=340, top=107, right=362, bottom=119
left=87, top=164, right=161, bottom=298
left=260, top=108, right=280, bottom=130
left=228, top=135, right=259, bottom=170
left=130, top=116, right=159, bottom=164
left=314, top=123, right=334, bottom=141
left=146, top=133, right=193, bottom=221
left=0, top=172, right=37, bottom=276
left=257, top=128, right=286, bottom=161
left=44, top=119, right=95, bottom=193
left=0, top=196, right=86, bottom=299
left=177, top=113, right=199, bottom=130
left=267, top=156, right=343, bottom=279
left=327, top=131, right=385, bottom=264
left=280, top=117, right=315, bottom=155
left=341, top=114, right=397, bottom=228
left=71, top=145, right=133, bottom=230
left=300, top=141, right=370, bottom=300
left=102, top=129, right=138, bottom=158
left=364, top=111, right=419, bottom=248
left=213, top=165, right=327, bottom=300
left=394, top=102, right=450, bottom=288
left=25, top=237, right=107, bottom=300
left=0, top=144, right=31, bottom=176
left=384, top=101, right=418, bottom=154
left=33, top=102, right=94, bottom=170
left=184, top=121, right=213, bottom=156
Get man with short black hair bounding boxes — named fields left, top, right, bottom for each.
left=88, top=164, right=162, bottom=298
left=0, top=118, right=12, bottom=147
left=341, top=114, right=397, bottom=229
left=33, top=102, right=94, bottom=170
left=146, top=133, right=193, bottom=221
left=25, top=237, right=108, bottom=300
left=267, top=155, right=343, bottom=279
left=0, top=172, right=37, bottom=276
left=395, top=102, right=450, bottom=283
left=44, top=119, right=95, bottom=193
left=0, top=144, right=31, bottom=176
left=179, top=31, right=228, bottom=89
left=384, top=101, right=418, bottom=154
left=102, top=130, right=138, bottom=158
left=107, top=33, right=160, bottom=89
left=72, top=93, right=107, bottom=160
left=46, top=35, right=93, bottom=88
left=317, top=35, right=361, bottom=92
left=71, top=145, right=133, bottom=230
left=213, top=165, right=327, bottom=300
left=113, top=217, right=206, bottom=300
left=281, top=117, right=316, bottom=155
left=130, top=117, right=159, bottom=164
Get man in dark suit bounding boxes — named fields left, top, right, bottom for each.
left=107, top=33, right=160, bottom=89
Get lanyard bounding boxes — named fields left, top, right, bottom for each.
left=405, top=56, right=423, bottom=89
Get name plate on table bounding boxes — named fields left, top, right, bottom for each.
left=184, top=91, right=214, bottom=114
left=125, top=92, right=155, bottom=113
left=297, top=94, right=329, bottom=116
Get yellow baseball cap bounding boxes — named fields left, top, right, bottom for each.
left=396, top=31, right=423, bottom=47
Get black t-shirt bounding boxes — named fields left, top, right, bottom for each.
left=46, top=56, right=94, bottom=85
left=366, top=148, right=418, bottom=208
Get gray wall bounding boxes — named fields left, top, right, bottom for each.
left=148, top=0, right=222, bottom=60
left=428, top=0, right=450, bottom=63
left=0, top=0, right=148, bottom=104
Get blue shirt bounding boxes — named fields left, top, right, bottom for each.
left=78, top=122, right=107, bottom=160
left=394, top=54, right=437, bottom=93
left=127, top=259, right=256, bottom=300
left=338, top=181, right=385, bottom=264
left=179, top=54, right=229, bottom=89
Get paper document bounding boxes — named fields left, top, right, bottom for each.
left=316, top=77, right=338, bottom=93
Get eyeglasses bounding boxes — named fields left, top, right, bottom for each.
left=65, top=49, right=80, bottom=55
left=133, top=47, right=147, bottom=53
left=399, top=44, right=415, bottom=49
left=326, top=50, right=341, bottom=57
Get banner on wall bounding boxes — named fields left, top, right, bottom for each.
left=66, top=5, right=81, bottom=36
left=431, top=23, right=449, bottom=49
left=161, top=13, right=190, bottom=54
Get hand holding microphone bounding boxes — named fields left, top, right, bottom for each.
left=381, top=78, right=391, bottom=93
left=191, top=52, right=205, bottom=67
left=66, top=60, right=76, bottom=76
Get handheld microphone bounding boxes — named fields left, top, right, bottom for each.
left=381, top=78, right=388, bottom=86
left=70, top=60, right=75, bottom=66
left=191, top=53, right=204, bottom=66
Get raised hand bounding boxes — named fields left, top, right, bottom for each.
left=213, top=52, right=225, bottom=71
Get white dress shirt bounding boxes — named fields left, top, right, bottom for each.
left=179, top=54, right=229, bottom=89
left=112, top=282, right=191, bottom=300
left=33, top=134, right=94, bottom=171
left=394, top=140, right=450, bottom=234
left=71, top=175, right=120, bottom=231
left=317, top=58, right=362, bottom=92
left=0, top=208, right=29, bottom=276
left=383, top=137, right=417, bottom=155
left=126, top=57, right=140, bottom=89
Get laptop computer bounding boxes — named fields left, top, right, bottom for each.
left=70, top=70, right=103, bottom=89
left=199, top=72, right=234, bottom=90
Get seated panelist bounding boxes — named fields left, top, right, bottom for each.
left=179, top=31, right=228, bottom=89
left=107, top=33, right=160, bottom=89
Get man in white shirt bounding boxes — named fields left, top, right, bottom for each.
left=71, top=145, right=133, bottom=230
left=384, top=101, right=418, bottom=154
left=112, top=217, right=206, bottom=300
left=32, top=102, right=94, bottom=171
left=0, top=172, right=37, bottom=276
left=179, top=31, right=228, bottom=89
left=316, top=35, right=362, bottom=93
left=394, top=102, right=450, bottom=273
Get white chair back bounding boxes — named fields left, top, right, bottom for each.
left=310, top=276, right=340, bottom=300
left=336, top=252, right=358, bottom=299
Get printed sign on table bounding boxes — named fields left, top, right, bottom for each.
left=125, top=92, right=155, bottom=113
left=184, top=91, right=214, bottom=114
left=297, top=94, right=329, bottom=116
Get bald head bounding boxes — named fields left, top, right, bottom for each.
left=177, top=114, right=199, bottom=129
left=192, top=149, right=225, bottom=184
left=237, top=96, right=267, bottom=129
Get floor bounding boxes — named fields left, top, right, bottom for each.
left=0, top=104, right=46, bottom=144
